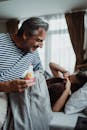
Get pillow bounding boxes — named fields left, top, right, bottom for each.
left=65, top=82, right=87, bottom=114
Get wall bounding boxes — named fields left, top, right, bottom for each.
left=0, top=20, right=7, bottom=32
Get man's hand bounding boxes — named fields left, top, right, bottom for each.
left=8, top=79, right=35, bottom=92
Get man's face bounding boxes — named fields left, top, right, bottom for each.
left=22, top=28, right=46, bottom=53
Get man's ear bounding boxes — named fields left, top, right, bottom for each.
left=23, top=32, right=28, bottom=40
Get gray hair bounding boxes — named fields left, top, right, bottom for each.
left=17, top=17, right=49, bottom=37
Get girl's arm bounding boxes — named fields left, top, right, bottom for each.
left=52, top=78, right=71, bottom=112
left=49, top=62, right=70, bottom=78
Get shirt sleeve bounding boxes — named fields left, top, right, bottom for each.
left=33, top=50, right=43, bottom=71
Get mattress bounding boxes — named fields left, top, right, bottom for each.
left=50, top=112, right=86, bottom=130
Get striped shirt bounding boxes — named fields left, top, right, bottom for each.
left=0, top=33, right=42, bottom=81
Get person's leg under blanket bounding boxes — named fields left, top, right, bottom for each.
left=3, top=70, right=52, bottom=130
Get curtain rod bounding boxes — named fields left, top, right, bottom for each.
left=67, top=9, right=87, bottom=14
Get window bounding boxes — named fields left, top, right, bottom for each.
left=39, top=14, right=76, bottom=74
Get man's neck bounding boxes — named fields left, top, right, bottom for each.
left=11, top=34, right=23, bottom=49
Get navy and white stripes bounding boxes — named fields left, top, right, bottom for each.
left=0, top=33, right=42, bottom=81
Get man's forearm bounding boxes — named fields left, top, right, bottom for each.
left=0, top=81, right=10, bottom=92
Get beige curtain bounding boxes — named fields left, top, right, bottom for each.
left=65, top=11, right=85, bottom=66
left=6, top=19, right=19, bottom=34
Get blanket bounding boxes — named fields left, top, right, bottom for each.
left=0, top=93, right=8, bottom=129
left=3, top=70, right=52, bottom=130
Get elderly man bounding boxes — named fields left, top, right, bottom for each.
left=0, top=17, right=51, bottom=130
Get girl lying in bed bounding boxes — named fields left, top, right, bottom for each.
left=46, top=62, right=87, bottom=112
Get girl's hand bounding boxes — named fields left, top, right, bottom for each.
left=65, top=78, right=71, bottom=95
left=63, top=71, right=70, bottom=79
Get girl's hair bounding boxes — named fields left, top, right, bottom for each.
left=76, top=70, right=87, bottom=84
left=71, top=70, right=87, bottom=93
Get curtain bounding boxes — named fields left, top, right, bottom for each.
left=65, top=11, right=85, bottom=66
left=84, top=13, right=87, bottom=61
left=6, top=19, right=19, bottom=34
